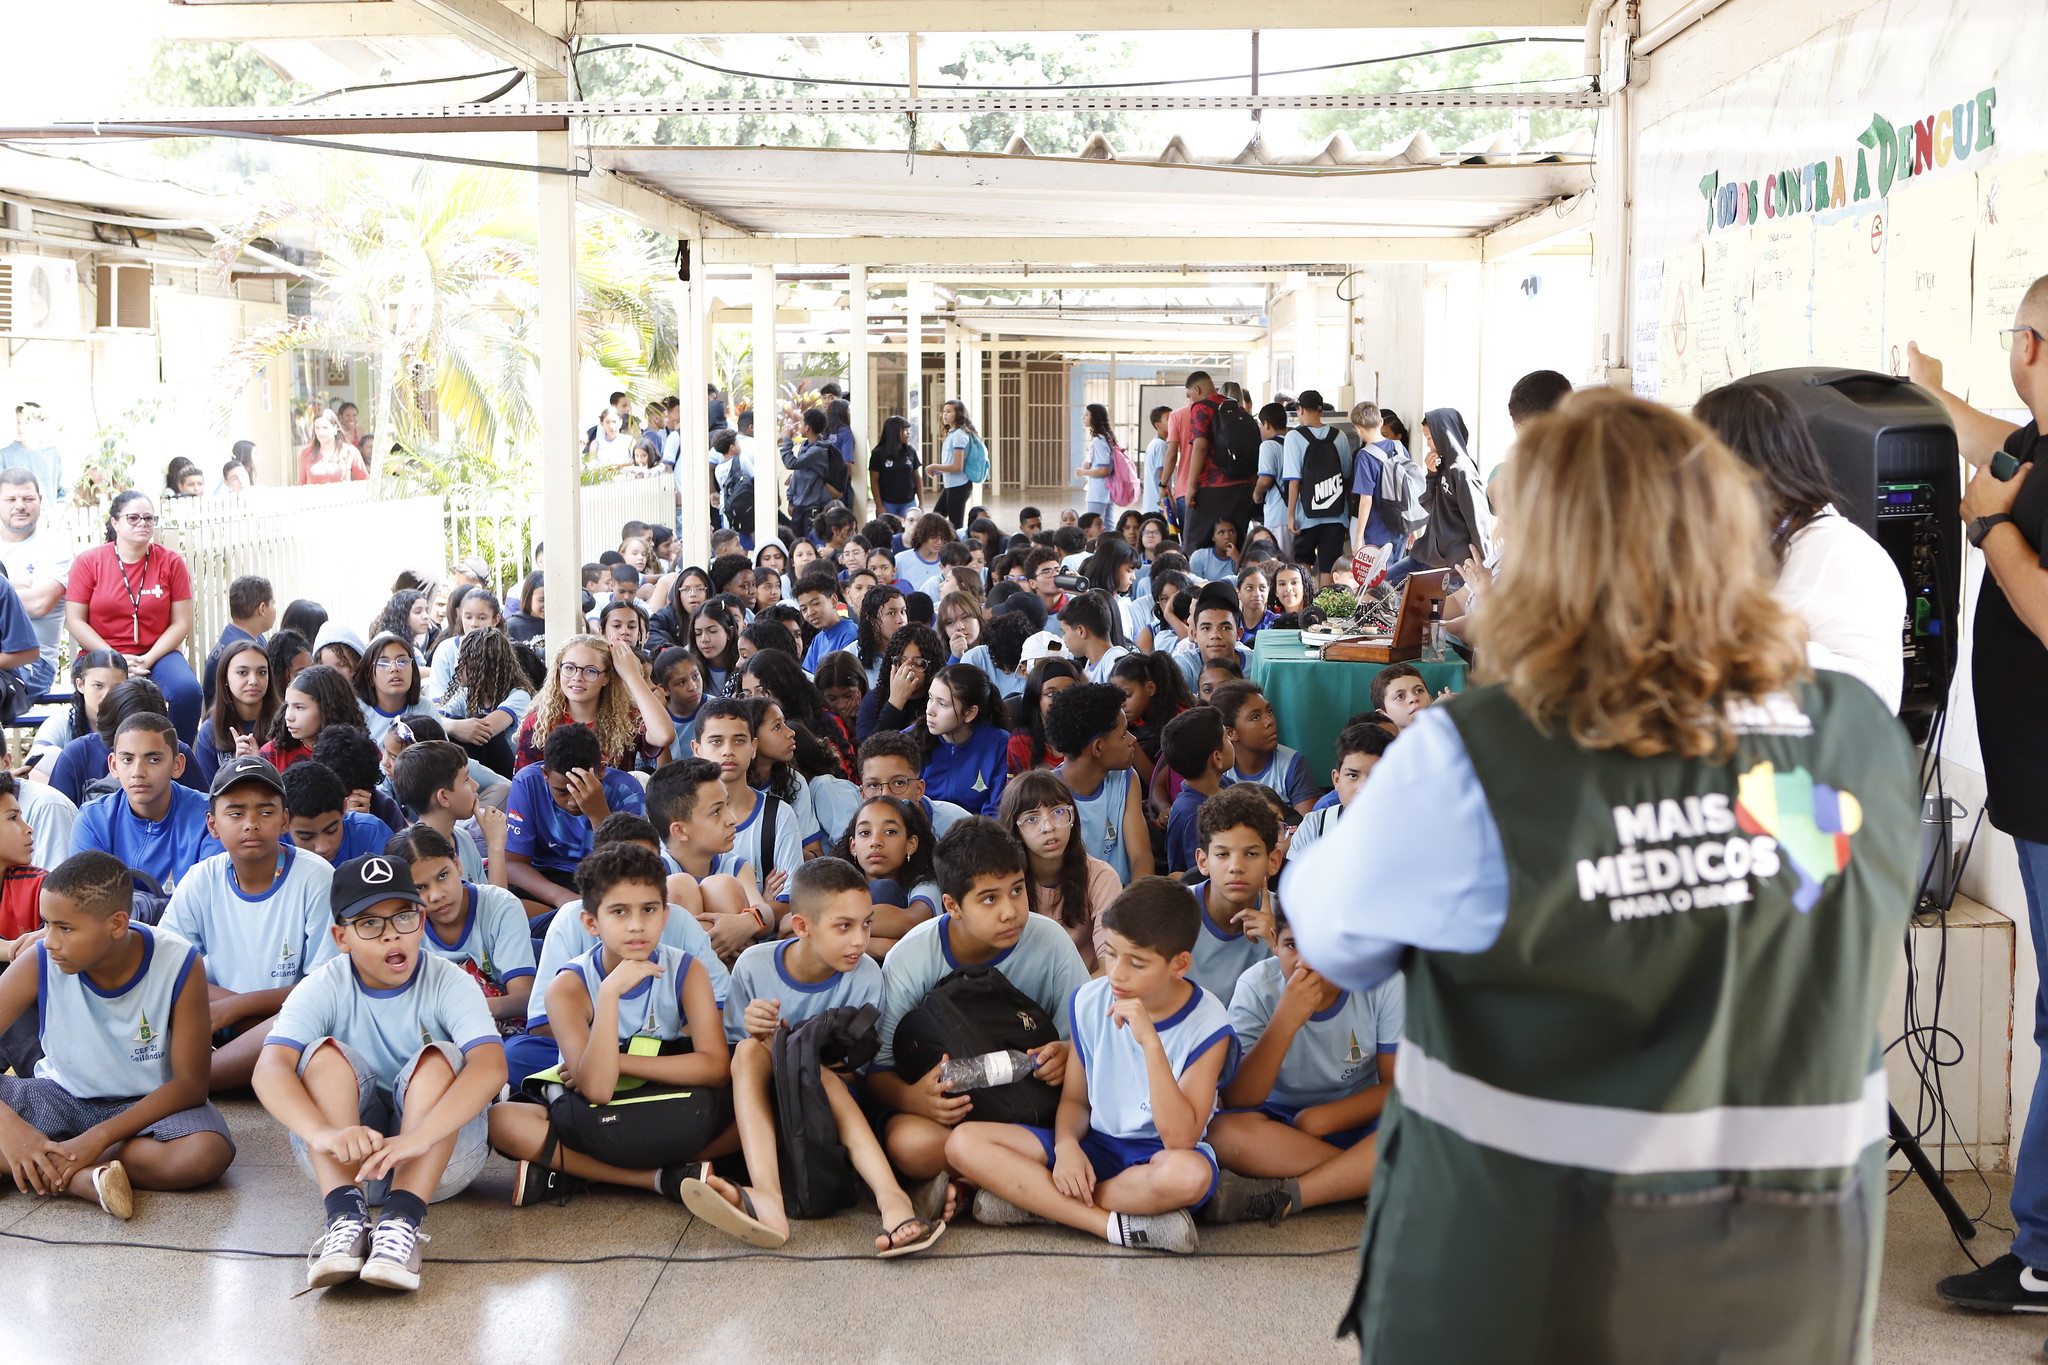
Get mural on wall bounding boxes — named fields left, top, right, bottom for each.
left=1631, top=0, right=2048, bottom=414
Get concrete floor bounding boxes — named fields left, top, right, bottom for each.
left=0, top=1098, right=2038, bottom=1364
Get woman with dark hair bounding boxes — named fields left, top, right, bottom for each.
left=505, top=572, right=546, bottom=644
left=1000, top=768, right=1120, bottom=973
left=26, top=649, right=127, bottom=777
left=828, top=793, right=940, bottom=954
left=265, top=629, right=313, bottom=692
left=422, top=581, right=475, bottom=668
left=914, top=662, right=1010, bottom=817
left=1077, top=401, right=1119, bottom=522
left=193, top=639, right=280, bottom=785
left=298, top=407, right=370, bottom=484
left=279, top=598, right=327, bottom=645
left=855, top=622, right=942, bottom=741
left=439, top=626, right=530, bottom=775
left=1078, top=535, right=1142, bottom=646
left=866, top=414, right=920, bottom=519
left=736, top=617, right=800, bottom=668
left=64, top=490, right=202, bottom=742
left=1006, top=656, right=1083, bottom=775
left=738, top=648, right=852, bottom=777
left=427, top=587, right=500, bottom=702
left=351, top=630, right=433, bottom=743
left=1386, top=407, right=1494, bottom=587
left=370, top=589, right=433, bottom=660
left=814, top=651, right=868, bottom=733
left=854, top=583, right=909, bottom=690
left=690, top=599, right=744, bottom=695
left=930, top=399, right=979, bottom=526
left=1695, top=381, right=1907, bottom=712
left=258, top=662, right=362, bottom=773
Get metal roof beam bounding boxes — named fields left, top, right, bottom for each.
left=577, top=167, right=752, bottom=238
left=163, top=0, right=1594, bottom=40
left=1479, top=190, right=1596, bottom=261
left=700, top=237, right=1480, bottom=267
left=390, top=0, right=567, bottom=74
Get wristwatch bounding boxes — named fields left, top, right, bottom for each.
left=1969, top=513, right=2014, bottom=548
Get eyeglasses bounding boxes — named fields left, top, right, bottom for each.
left=2001, top=326, right=2046, bottom=352
left=861, top=775, right=920, bottom=796
left=373, top=657, right=413, bottom=671
left=1018, top=806, right=1075, bottom=833
left=346, top=907, right=423, bottom=939
left=559, top=661, right=609, bottom=682
left=119, top=514, right=157, bottom=527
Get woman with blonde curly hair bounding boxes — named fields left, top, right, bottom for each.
left=511, top=633, right=673, bottom=772
left=1279, top=389, right=1918, bottom=1359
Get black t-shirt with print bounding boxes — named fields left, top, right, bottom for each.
left=1973, top=420, right=2048, bottom=842
left=870, top=443, right=920, bottom=504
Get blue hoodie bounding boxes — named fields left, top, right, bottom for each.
left=916, top=722, right=1011, bottom=818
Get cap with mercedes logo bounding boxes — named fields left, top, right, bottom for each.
left=208, top=754, right=286, bottom=799
left=330, top=854, right=423, bottom=924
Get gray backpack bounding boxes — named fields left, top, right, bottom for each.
left=1372, top=440, right=1430, bottom=537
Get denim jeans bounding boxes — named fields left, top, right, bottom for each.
left=2012, top=837, right=2048, bottom=1265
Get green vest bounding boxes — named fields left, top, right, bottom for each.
left=1350, top=675, right=1915, bottom=1365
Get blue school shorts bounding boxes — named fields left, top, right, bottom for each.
left=1232, top=1101, right=1378, bottom=1151
left=1023, top=1125, right=1219, bottom=1208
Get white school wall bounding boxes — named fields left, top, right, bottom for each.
left=1629, top=0, right=2048, bottom=1169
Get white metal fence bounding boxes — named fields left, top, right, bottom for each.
left=42, top=470, right=675, bottom=683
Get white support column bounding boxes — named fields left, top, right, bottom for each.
left=1289, top=270, right=1317, bottom=393
left=905, top=278, right=926, bottom=481
left=677, top=246, right=712, bottom=568
left=536, top=71, right=581, bottom=650
left=751, top=263, right=780, bottom=551
left=943, top=315, right=960, bottom=412
left=1107, top=350, right=1120, bottom=444
left=848, top=265, right=870, bottom=517
left=985, top=338, right=1003, bottom=493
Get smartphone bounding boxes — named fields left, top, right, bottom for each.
left=1992, top=451, right=2022, bottom=481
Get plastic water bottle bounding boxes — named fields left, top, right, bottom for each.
left=1421, top=601, right=1447, bottom=663
left=940, top=1049, right=1039, bottom=1091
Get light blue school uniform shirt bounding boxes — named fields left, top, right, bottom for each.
left=894, top=548, right=947, bottom=597
left=268, top=952, right=501, bottom=1088
left=73, top=784, right=217, bottom=891
left=1282, top=425, right=1356, bottom=530
left=808, top=778, right=968, bottom=854
left=1140, top=437, right=1168, bottom=515
left=722, top=938, right=885, bottom=1043
left=1256, top=436, right=1288, bottom=530
left=1171, top=639, right=1254, bottom=690
left=529, top=899, right=728, bottom=1029
left=1068, top=974, right=1236, bottom=1143
left=710, top=790, right=807, bottom=903
left=664, top=703, right=704, bottom=763
left=34, top=925, right=198, bottom=1100
left=1188, top=547, right=1237, bottom=582
left=802, top=616, right=860, bottom=672
left=1226, top=743, right=1315, bottom=808
left=1228, top=956, right=1404, bottom=1109
left=1279, top=706, right=1508, bottom=994
left=1083, top=644, right=1130, bottom=685
left=1184, top=880, right=1275, bottom=1001
left=940, top=430, right=973, bottom=490
left=1054, top=762, right=1136, bottom=881
left=767, top=778, right=825, bottom=852
left=555, top=942, right=701, bottom=1045
left=960, top=644, right=1026, bottom=702
left=160, top=846, right=338, bottom=995
left=875, top=911, right=1089, bottom=1072
left=418, top=882, right=536, bottom=990
left=358, top=700, right=437, bottom=746
left=1077, top=435, right=1112, bottom=506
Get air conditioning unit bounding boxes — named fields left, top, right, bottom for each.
left=94, top=261, right=152, bottom=332
left=0, top=255, right=81, bottom=338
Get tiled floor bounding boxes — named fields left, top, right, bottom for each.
left=1, top=1099, right=2041, bottom=1364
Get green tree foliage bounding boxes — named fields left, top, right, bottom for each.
left=132, top=41, right=308, bottom=108
left=1297, top=34, right=1591, bottom=151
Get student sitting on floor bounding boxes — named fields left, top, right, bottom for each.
left=1195, top=658, right=1243, bottom=704
left=390, top=740, right=507, bottom=889
left=1057, top=591, right=1129, bottom=685
left=503, top=721, right=645, bottom=918
left=796, top=571, right=859, bottom=672
left=282, top=760, right=397, bottom=868
left=1211, top=681, right=1315, bottom=815
left=161, top=756, right=338, bottom=1090
left=682, top=856, right=949, bottom=1258
left=1184, top=786, right=1279, bottom=1001
left=0, top=772, right=45, bottom=969
left=73, top=713, right=215, bottom=891
left=1171, top=583, right=1253, bottom=691
left=255, top=853, right=508, bottom=1295
left=946, top=875, right=1236, bottom=1255
left=828, top=794, right=941, bottom=959
left=487, top=842, right=731, bottom=1208
left=385, top=825, right=534, bottom=1033
left=1160, top=708, right=1234, bottom=878
left=692, top=699, right=806, bottom=938
left=999, top=769, right=1122, bottom=974
left=313, top=725, right=408, bottom=832
left=914, top=663, right=1010, bottom=819
left=1202, top=900, right=1401, bottom=1224
left=645, top=757, right=774, bottom=969
left=0, top=850, right=236, bottom=1220
left=258, top=664, right=358, bottom=775
left=1372, top=662, right=1436, bottom=732
left=870, top=818, right=1089, bottom=1194
left=1290, top=721, right=1392, bottom=854
left=1046, top=682, right=1154, bottom=883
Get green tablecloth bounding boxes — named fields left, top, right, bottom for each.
left=1248, top=630, right=1469, bottom=778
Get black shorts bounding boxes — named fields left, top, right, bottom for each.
left=1294, top=522, right=1350, bottom=574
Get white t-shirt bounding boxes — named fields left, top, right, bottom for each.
left=1774, top=506, right=1906, bottom=714
left=0, top=524, right=71, bottom=668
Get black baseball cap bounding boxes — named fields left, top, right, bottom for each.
left=330, top=854, right=423, bottom=923
left=1296, top=389, right=1327, bottom=413
left=208, top=755, right=286, bottom=799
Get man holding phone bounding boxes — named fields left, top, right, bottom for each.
left=1908, top=275, right=2048, bottom=1314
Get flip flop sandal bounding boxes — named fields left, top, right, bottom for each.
left=876, top=1217, right=947, bottom=1260
left=679, top=1177, right=788, bottom=1249
left=910, top=1170, right=951, bottom=1225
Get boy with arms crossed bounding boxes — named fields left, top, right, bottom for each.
left=948, top=876, right=1236, bottom=1254
left=161, top=756, right=338, bottom=1090
left=0, top=851, right=234, bottom=1218
left=871, top=819, right=1088, bottom=1192
left=682, top=856, right=948, bottom=1257
left=254, top=854, right=508, bottom=1292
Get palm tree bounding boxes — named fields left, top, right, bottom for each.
left=209, top=158, right=676, bottom=486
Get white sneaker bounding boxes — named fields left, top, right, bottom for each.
left=306, top=1215, right=369, bottom=1289
left=358, top=1217, right=429, bottom=1292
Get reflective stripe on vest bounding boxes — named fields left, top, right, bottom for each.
left=1394, top=1038, right=1888, bottom=1174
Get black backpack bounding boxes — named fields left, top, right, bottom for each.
left=1298, top=427, right=1347, bottom=518
left=773, top=1003, right=882, bottom=1218
left=725, top=464, right=756, bottom=528
left=1206, top=398, right=1264, bottom=482
left=891, top=964, right=1061, bottom=1125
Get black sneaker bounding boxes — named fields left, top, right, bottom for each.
left=1202, top=1173, right=1299, bottom=1226
left=1937, top=1253, right=2048, bottom=1312
left=512, top=1160, right=586, bottom=1208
